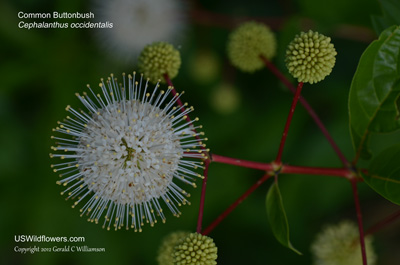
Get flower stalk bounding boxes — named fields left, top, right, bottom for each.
left=260, top=55, right=349, bottom=167
left=211, top=154, right=354, bottom=178
left=365, top=209, right=400, bottom=236
left=197, top=159, right=210, bottom=233
left=350, top=178, right=368, bottom=265
left=202, top=174, right=271, bottom=235
left=163, top=73, right=186, bottom=115
left=275, top=82, right=303, bottom=164
left=162, top=73, right=211, bottom=234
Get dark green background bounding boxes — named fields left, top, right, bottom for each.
left=1, top=0, right=399, bottom=264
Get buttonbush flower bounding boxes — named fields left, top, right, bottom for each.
left=138, top=42, right=181, bottom=83
left=286, top=30, right=337, bottom=84
left=93, top=0, right=186, bottom=62
left=227, top=21, right=277, bottom=72
left=311, top=221, right=377, bottom=265
left=50, top=73, right=207, bottom=231
left=173, top=232, right=218, bottom=265
left=157, top=231, right=190, bottom=265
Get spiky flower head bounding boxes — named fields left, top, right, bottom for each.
left=138, top=42, right=181, bottom=84
left=311, top=221, right=377, bottom=265
left=285, top=30, right=337, bottom=84
left=93, top=0, right=186, bottom=62
left=50, top=72, right=208, bottom=231
left=227, top=21, right=277, bottom=72
left=157, top=231, right=190, bottom=265
left=173, top=232, right=218, bottom=265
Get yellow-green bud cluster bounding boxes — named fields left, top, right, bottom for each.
left=173, top=232, right=218, bottom=265
left=157, top=231, right=190, bottom=265
left=311, top=221, right=377, bottom=265
left=138, top=42, right=181, bottom=83
left=227, top=21, right=277, bottom=72
left=285, top=30, right=336, bottom=84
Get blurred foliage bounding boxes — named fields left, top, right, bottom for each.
left=1, top=0, right=399, bottom=265
left=371, top=0, right=400, bottom=34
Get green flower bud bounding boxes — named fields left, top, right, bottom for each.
left=138, top=42, right=181, bottom=83
left=227, top=21, right=277, bottom=72
left=311, top=221, right=377, bottom=265
left=157, top=231, right=191, bottom=265
left=173, top=232, right=218, bottom=265
left=285, top=30, right=337, bottom=84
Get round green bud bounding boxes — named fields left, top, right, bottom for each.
left=173, top=232, right=218, bottom=265
left=157, top=231, right=190, bottom=265
left=311, top=221, right=377, bottom=265
left=227, top=21, right=277, bottom=72
left=138, top=42, right=181, bottom=83
left=285, top=30, right=337, bottom=84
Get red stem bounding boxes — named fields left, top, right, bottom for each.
left=281, top=165, right=351, bottom=178
left=211, top=154, right=353, bottom=178
left=197, top=159, right=210, bottom=233
left=163, top=73, right=185, bottom=111
left=365, top=209, right=400, bottom=236
left=162, top=73, right=211, bottom=234
left=163, top=73, right=204, bottom=145
left=276, top=82, right=303, bottom=163
left=211, top=154, right=274, bottom=171
left=202, top=174, right=271, bottom=235
left=260, top=56, right=349, bottom=167
left=350, top=179, right=368, bottom=265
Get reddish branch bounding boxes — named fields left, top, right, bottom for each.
left=260, top=55, right=350, bottom=167
left=212, top=154, right=353, bottom=178
left=275, top=82, right=303, bottom=163
left=202, top=174, right=272, bottom=235
left=366, top=209, right=400, bottom=236
left=197, top=159, right=211, bottom=233
left=350, top=179, right=368, bottom=265
left=163, top=74, right=211, bottom=235
left=211, top=154, right=274, bottom=171
left=163, top=73, right=185, bottom=114
left=282, top=165, right=352, bottom=178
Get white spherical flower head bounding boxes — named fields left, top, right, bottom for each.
left=311, top=221, right=377, bottom=265
left=50, top=73, right=207, bottom=231
left=94, top=0, right=186, bottom=61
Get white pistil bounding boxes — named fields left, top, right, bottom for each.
left=51, top=73, right=206, bottom=231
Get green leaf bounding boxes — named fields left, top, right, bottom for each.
left=371, top=0, right=400, bottom=35
left=363, top=143, right=400, bottom=205
left=349, top=25, right=400, bottom=160
left=266, top=181, right=302, bottom=255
